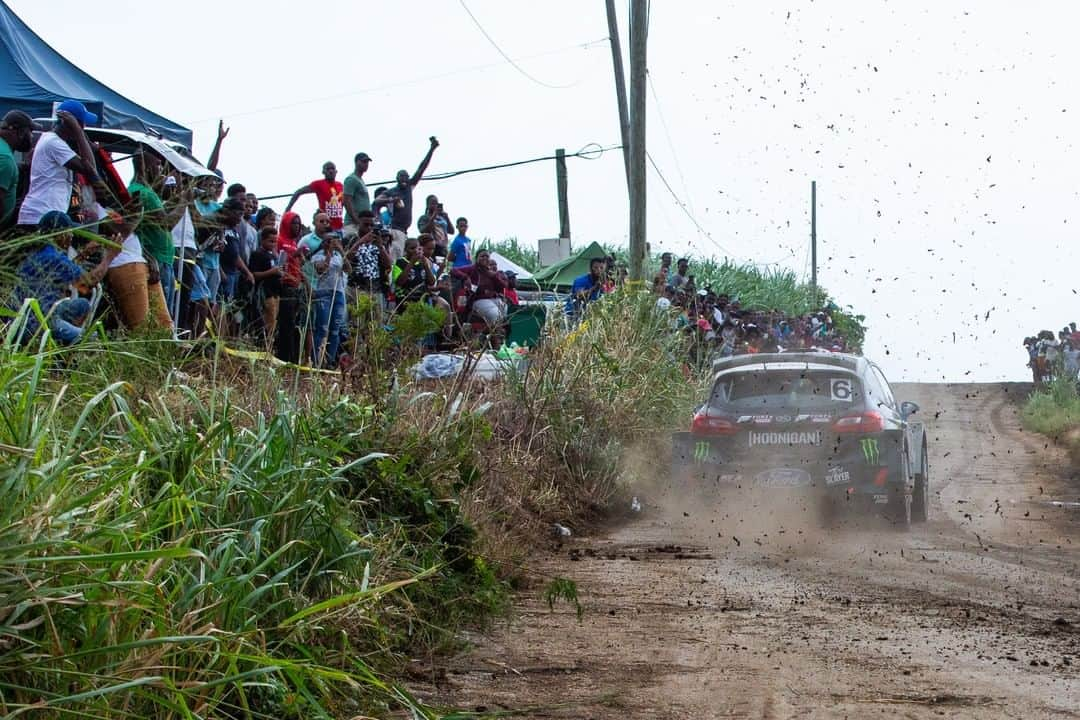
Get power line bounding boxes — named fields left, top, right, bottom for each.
left=458, top=0, right=576, bottom=90
left=187, top=37, right=607, bottom=124
left=646, top=152, right=787, bottom=269
left=257, top=143, right=621, bottom=202
left=647, top=70, right=695, bottom=216
left=645, top=151, right=734, bottom=258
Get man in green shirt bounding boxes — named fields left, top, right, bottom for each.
left=128, top=150, right=191, bottom=323
left=342, top=151, right=372, bottom=238
left=0, top=110, right=34, bottom=230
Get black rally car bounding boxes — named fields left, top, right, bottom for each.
left=671, top=352, right=929, bottom=528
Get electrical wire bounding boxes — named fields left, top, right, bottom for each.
left=458, top=0, right=577, bottom=89
left=256, top=143, right=622, bottom=201
left=646, top=152, right=787, bottom=268
left=186, top=37, right=608, bottom=124
left=645, top=151, right=733, bottom=257
left=647, top=70, right=695, bottom=216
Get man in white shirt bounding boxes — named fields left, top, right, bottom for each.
left=16, top=100, right=99, bottom=228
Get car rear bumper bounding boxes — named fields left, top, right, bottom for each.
left=671, top=431, right=904, bottom=500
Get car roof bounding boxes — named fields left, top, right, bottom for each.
left=712, top=352, right=868, bottom=376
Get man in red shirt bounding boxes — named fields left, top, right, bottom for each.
left=285, top=161, right=345, bottom=231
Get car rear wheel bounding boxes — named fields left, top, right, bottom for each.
left=912, top=443, right=929, bottom=523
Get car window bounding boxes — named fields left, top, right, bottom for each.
left=710, top=369, right=863, bottom=412
left=871, top=366, right=897, bottom=408
left=861, top=365, right=891, bottom=411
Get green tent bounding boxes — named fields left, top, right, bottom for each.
left=531, top=241, right=608, bottom=291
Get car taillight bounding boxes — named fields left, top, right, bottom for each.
left=691, top=412, right=737, bottom=435
left=831, top=411, right=885, bottom=433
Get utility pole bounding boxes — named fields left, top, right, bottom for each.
left=605, top=0, right=631, bottom=190
left=810, top=180, right=818, bottom=291
left=628, top=0, right=648, bottom=282
left=556, top=148, right=570, bottom=241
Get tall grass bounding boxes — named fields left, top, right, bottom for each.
left=0, top=305, right=505, bottom=718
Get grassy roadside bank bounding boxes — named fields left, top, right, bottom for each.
left=1021, top=377, right=1080, bottom=466
left=0, top=269, right=860, bottom=717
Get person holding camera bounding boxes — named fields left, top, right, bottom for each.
left=346, top=210, right=392, bottom=317
left=565, top=257, right=607, bottom=318
left=416, top=194, right=452, bottom=256
left=308, top=214, right=350, bottom=368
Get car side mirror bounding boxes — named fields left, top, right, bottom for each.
left=900, top=401, right=920, bottom=419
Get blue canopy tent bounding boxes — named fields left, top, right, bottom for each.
left=0, top=0, right=192, bottom=148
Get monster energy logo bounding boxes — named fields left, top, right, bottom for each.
left=860, top=438, right=880, bottom=465
left=693, top=441, right=710, bottom=464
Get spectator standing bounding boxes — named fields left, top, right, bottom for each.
left=16, top=101, right=99, bottom=228
left=417, top=194, right=452, bottom=255
left=285, top=162, right=346, bottom=232
left=385, top=137, right=440, bottom=260
left=103, top=204, right=171, bottom=331
left=0, top=110, right=34, bottom=229
left=217, top=197, right=255, bottom=309
left=346, top=210, right=391, bottom=316
left=275, top=211, right=306, bottom=363
left=448, top=216, right=473, bottom=268
left=310, top=232, right=350, bottom=367
left=667, top=258, right=690, bottom=291
left=248, top=226, right=283, bottom=346
left=342, top=152, right=373, bottom=236
left=129, top=151, right=189, bottom=324
left=194, top=173, right=224, bottom=217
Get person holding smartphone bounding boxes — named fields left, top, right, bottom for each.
left=417, top=194, right=452, bottom=257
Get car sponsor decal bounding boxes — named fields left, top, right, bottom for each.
left=873, top=494, right=889, bottom=504
left=754, top=468, right=812, bottom=487
left=737, top=414, right=833, bottom=424
left=831, top=378, right=854, bottom=402
left=824, top=466, right=851, bottom=486
left=860, top=438, right=880, bottom=464
left=749, top=430, right=823, bottom=447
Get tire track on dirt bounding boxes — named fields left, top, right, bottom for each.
left=423, top=383, right=1080, bottom=719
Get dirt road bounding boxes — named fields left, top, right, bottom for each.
left=422, top=383, right=1080, bottom=718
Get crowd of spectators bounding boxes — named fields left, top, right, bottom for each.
left=654, top=254, right=850, bottom=358
left=0, top=102, right=529, bottom=367
left=1023, top=324, right=1080, bottom=386
left=1, top=99, right=855, bottom=368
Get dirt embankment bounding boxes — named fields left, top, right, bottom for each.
left=416, top=383, right=1079, bottom=719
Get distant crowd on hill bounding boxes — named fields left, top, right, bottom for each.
left=650, top=253, right=852, bottom=357
left=1024, top=323, right=1080, bottom=386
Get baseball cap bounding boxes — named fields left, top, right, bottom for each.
left=38, top=210, right=76, bottom=231
left=355, top=152, right=372, bottom=162
left=56, top=99, right=98, bottom=126
left=222, top=197, right=245, bottom=212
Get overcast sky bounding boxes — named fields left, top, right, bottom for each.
left=9, top=0, right=1079, bottom=383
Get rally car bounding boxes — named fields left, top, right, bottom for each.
left=671, top=352, right=929, bottom=529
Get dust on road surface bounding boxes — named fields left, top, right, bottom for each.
left=419, top=383, right=1080, bottom=718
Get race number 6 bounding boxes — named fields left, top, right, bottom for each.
left=831, top=378, right=853, bottom=402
